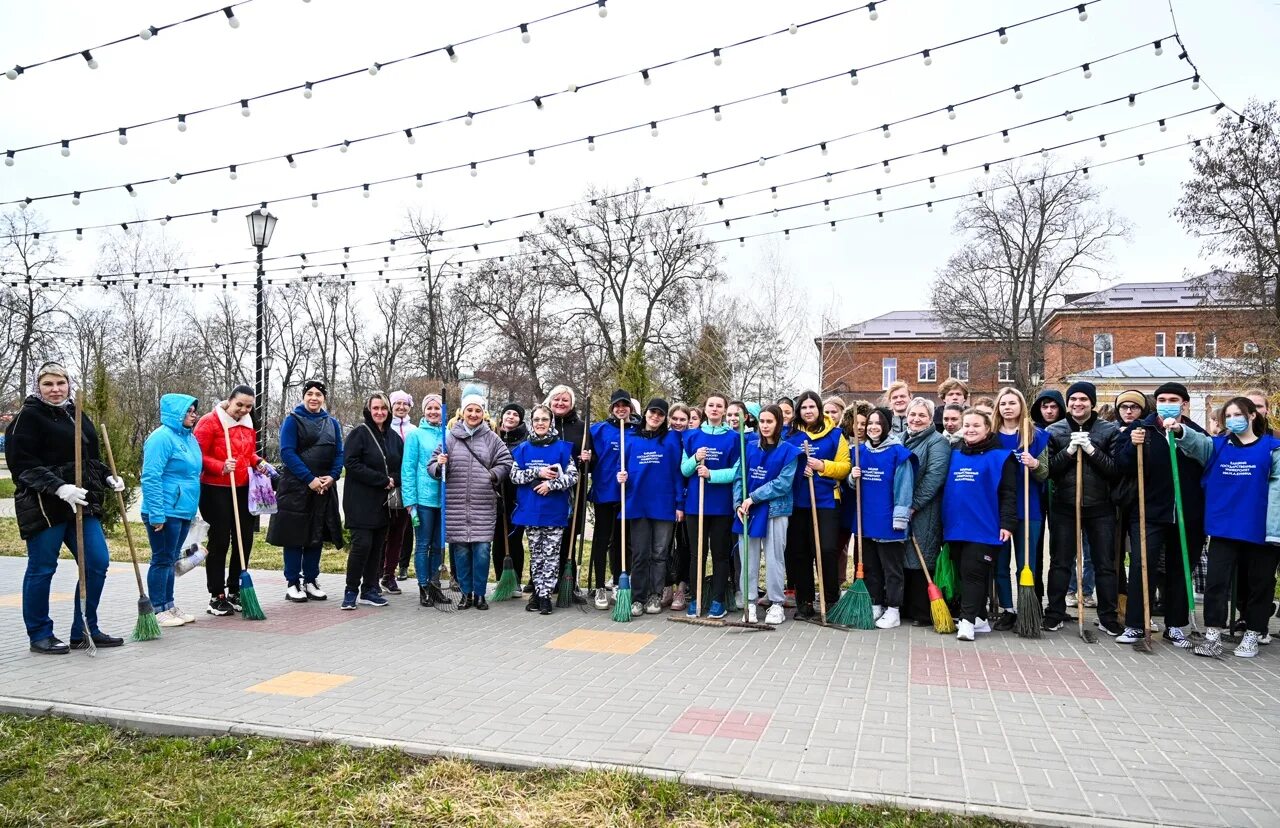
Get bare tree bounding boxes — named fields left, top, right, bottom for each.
left=0, top=210, right=69, bottom=404
left=930, top=161, right=1129, bottom=390
left=266, top=284, right=320, bottom=421
left=366, top=284, right=416, bottom=393
left=1175, top=99, right=1280, bottom=386
left=189, top=291, right=253, bottom=397
left=465, top=253, right=562, bottom=400
left=403, top=210, right=480, bottom=383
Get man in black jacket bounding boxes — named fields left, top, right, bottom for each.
left=1113, top=382, right=1207, bottom=648
left=1043, top=381, right=1124, bottom=635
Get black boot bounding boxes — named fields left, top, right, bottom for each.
left=474, top=594, right=489, bottom=611
left=419, top=585, right=432, bottom=607
left=525, top=594, right=540, bottom=612
left=539, top=596, right=553, bottom=615
left=457, top=594, right=473, bottom=610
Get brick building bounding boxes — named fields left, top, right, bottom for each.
left=818, top=273, right=1251, bottom=399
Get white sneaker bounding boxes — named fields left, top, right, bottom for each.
left=156, top=609, right=186, bottom=628
left=630, top=601, right=644, bottom=617
left=304, top=581, right=327, bottom=600
left=872, top=604, right=884, bottom=621
left=875, top=607, right=901, bottom=629
left=285, top=582, right=307, bottom=602
left=973, top=617, right=992, bottom=634
left=732, top=590, right=744, bottom=611
left=1066, top=593, right=1078, bottom=608
left=957, top=619, right=975, bottom=641
left=1260, top=632, right=1272, bottom=646
left=1235, top=631, right=1260, bottom=658
left=1116, top=628, right=1144, bottom=644
left=593, top=587, right=609, bottom=611
left=747, top=605, right=758, bottom=624
left=1167, top=627, right=1194, bottom=649
left=765, top=603, right=785, bottom=625
left=172, top=605, right=195, bottom=623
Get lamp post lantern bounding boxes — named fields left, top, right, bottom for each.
left=246, top=209, right=277, bottom=456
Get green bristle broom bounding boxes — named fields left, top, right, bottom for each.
left=225, top=427, right=265, bottom=620
left=612, top=423, right=632, bottom=623
left=490, top=504, right=519, bottom=601
left=102, top=428, right=161, bottom=641
left=827, top=438, right=874, bottom=629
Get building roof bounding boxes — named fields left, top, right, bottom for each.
left=1053, top=272, right=1227, bottom=314
left=1068, top=355, right=1259, bottom=384
left=819, top=310, right=946, bottom=341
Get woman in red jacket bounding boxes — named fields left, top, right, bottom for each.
left=193, top=385, right=271, bottom=616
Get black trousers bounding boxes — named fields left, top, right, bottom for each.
left=199, top=483, right=254, bottom=598
left=953, top=541, right=998, bottom=623
left=1046, top=509, right=1119, bottom=626
left=863, top=538, right=906, bottom=608
left=903, top=568, right=930, bottom=621
left=1203, top=538, right=1277, bottom=632
left=1123, top=518, right=1204, bottom=630
left=785, top=507, right=841, bottom=608
left=346, top=526, right=389, bottom=594
left=666, top=519, right=690, bottom=587
left=690, top=513, right=733, bottom=605
left=590, top=502, right=624, bottom=589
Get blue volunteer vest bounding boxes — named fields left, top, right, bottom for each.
left=942, top=446, right=1009, bottom=546
left=787, top=427, right=844, bottom=510
left=683, top=427, right=741, bottom=516
left=510, top=440, right=575, bottom=528
left=624, top=430, right=683, bottom=521
left=588, top=420, right=629, bottom=504
left=857, top=442, right=914, bottom=540
left=734, top=440, right=802, bottom=538
left=1202, top=434, right=1278, bottom=544
left=996, top=427, right=1050, bottom=522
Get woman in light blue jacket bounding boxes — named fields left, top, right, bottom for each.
left=401, top=393, right=445, bottom=606
left=140, top=393, right=202, bottom=628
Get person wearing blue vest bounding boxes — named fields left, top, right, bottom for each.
left=735, top=404, right=802, bottom=626
left=848, top=407, right=917, bottom=630
left=991, top=388, right=1051, bottom=631
left=1157, top=397, right=1280, bottom=657
left=942, top=409, right=1018, bottom=641
left=509, top=404, right=579, bottom=616
left=785, top=390, right=853, bottom=620
left=617, top=399, right=684, bottom=616
left=666, top=403, right=693, bottom=611
left=140, top=393, right=203, bottom=628
left=587, top=389, right=633, bottom=610
left=836, top=402, right=870, bottom=593
left=680, top=393, right=742, bottom=620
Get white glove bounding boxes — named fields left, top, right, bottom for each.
left=1069, top=432, right=1089, bottom=445
left=1065, top=440, right=1079, bottom=456
left=106, top=475, right=126, bottom=492
left=55, top=484, right=89, bottom=507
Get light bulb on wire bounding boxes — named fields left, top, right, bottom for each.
left=82, top=50, right=97, bottom=69
left=520, top=24, right=530, bottom=43
left=224, top=7, right=239, bottom=28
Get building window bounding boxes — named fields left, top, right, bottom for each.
left=1205, top=332, right=1217, bottom=358
left=881, top=358, right=897, bottom=389
left=1154, top=332, right=1165, bottom=357
left=948, top=360, right=969, bottom=382
left=998, top=361, right=1013, bottom=383
left=918, top=359, right=937, bottom=383
left=1093, top=333, right=1114, bottom=368
left=1176, top=332, right=1196, bottom=358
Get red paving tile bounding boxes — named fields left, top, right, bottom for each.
left=909, top=645, right=1114, bottom=701
left=670, top=706, right=772, bottom=741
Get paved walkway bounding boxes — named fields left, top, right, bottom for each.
left=0, top=555, right=1277, bottom=828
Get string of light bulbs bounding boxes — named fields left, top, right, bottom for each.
left=15, top=102, right=1219, bottom=287
left=4, top=0, right=257, bottom=81
left=0, top=0, right=1105, bottom=208
left=7, top=133, right=1215, bottom=292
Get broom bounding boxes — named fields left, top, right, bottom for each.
left=557, top=401, right=589, bottom=608
left=1015, top=421, right=1042, bottom=638
left=720, top=415, right=773, bottom=631
left=1168, top=429, right=1202, bottom=639
left=490, top=494, right=518, bottom=600
left=612, top=421, right=632, bottom=622
left=102, top=428, right=160, bottom=641
left=1134, top=439, right=1155, bottom=654
left=669, top=472, right=726, bottom=627
left=911, top=535, right=955, bottom=634
left=225, top=425, right=265, bottom=620
left=428, top=389, right=457, bottom=611
left=72, top=398, right=96, bottom=655
left=1074, top=450, right=1096, bottom=643
left=827, top=437, right=874, bottom=629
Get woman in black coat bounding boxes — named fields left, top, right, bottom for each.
left=340, top=393, right=404, bottom=610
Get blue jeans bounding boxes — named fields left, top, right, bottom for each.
left=23, top=517, right=110, bottom=643
left=413, top=507, right=443, bottom=587
left=451, top=541, right=491, bottom=596
left=142, top=514, right=190, bottom=613
left=283, top=545, right=322, bottom=585
left=1068, top=536, right=1096, bottom=595
left=997, top=519, right=1041, bottom=610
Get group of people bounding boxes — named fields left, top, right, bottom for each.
left=7, top=360, right=1278, bottom=660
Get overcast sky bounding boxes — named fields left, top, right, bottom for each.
left=3, top=0, right=1277, bottom=383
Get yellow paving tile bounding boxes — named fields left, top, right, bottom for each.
left=0, top=592, right=73, bottom=608
left=545, top=628, right=656, bottom=655
left=245, top=671, right=354, bottom=698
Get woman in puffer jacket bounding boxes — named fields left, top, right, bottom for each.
left=429, top=389, right=513, bottom=610
left=402, top=393, right=446, bottom=606
left=140, top=393, right=204, bottom=628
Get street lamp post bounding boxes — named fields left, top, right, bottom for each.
left=245, top=209, right=278, bottom=457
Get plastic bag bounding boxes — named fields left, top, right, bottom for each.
left=934, top=543, right=957, bottom=603
left=248, top=467, right=278, bottom=516
left=175, top=519, right=209, bottom=577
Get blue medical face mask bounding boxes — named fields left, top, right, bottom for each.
left=1156, top=403, right=1182, bottom=420
left=1225, top=415, right=1249, bottom=435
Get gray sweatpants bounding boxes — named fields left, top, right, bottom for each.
left=746, top=516, right=789, bottom=604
